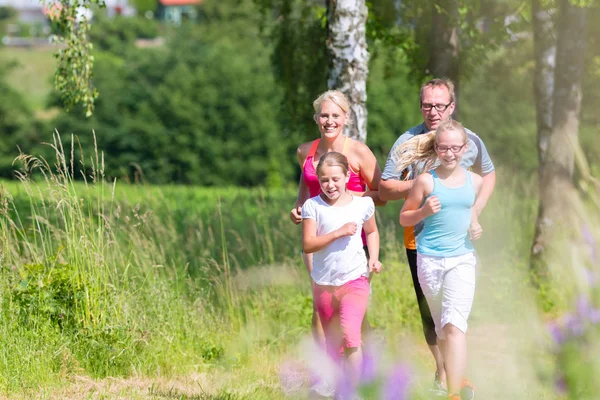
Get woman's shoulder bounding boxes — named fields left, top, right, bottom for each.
left=348, top=138, right=375, bottom=159
left=297, top=140, right=316, bottom=164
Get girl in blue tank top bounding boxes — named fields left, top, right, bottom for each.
left=398, top=120, right=483, bottom=400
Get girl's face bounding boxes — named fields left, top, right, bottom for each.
left=316, top=100, right=348, bottom=140
left=435, top=129, right=467, bottom=169
left=318, top=164, right=349, bottom=202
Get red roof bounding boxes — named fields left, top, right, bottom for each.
left=159, top=0, right=203, bottom=5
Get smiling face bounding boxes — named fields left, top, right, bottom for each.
left=318, top=164, right=350, bottom=202
left=435, top=128, right=467, bottom=170
left=421, top=85, right=455, bottom=131
left=316, top=100, right=348, bottom=140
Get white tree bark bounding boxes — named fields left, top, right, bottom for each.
left=532, top=0, right=556, bottom=166
left=326, top=0, right=369, bottom=143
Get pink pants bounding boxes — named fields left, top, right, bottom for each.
left=313, top=276, right=370, bottom=362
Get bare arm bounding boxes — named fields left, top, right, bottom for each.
left=290, top=143, right=312, bottom=224
left=302, top=218, right=357, bottom=254
left=363, top=214, right=382, bottom=273
left=399, top=174, right=437, bottom=227
left=290, top=174, right=310, bottom=224
left=473, top=170, right=495, bottom=216
left=379, top=178, right=415, bottom=201
left=348, top=142, right=386, bottom=206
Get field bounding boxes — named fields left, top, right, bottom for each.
left=0, top=139, right=594, bottom=400
left=0, top=46, right=56, bottom=113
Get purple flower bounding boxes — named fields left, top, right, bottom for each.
left=279, top=360, right=305, bottom=396
left=335, top=374, right=356, bottom=400
left=382, top=364, right=411, bottom=400
left=556, top=374, right=568, bottom=394
left=361, top=349, right=378, bottom=384
left=547, top=321, right=565, bottom=345
left=582, top=224, right=598, bottom=264
left=565, top=314, right=585, bottom=337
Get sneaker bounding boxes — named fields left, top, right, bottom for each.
left=448, top=395, right=461, bottom=400
left=429, top=372, right=447, bottom=397
left=460, top=378, right=475, bottom=400
left=310, top=378, right=335, bottom=398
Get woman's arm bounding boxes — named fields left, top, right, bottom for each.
left=399, top=174, right=437, bottom=227
left=290, top=143, right=312, bottom=224
left=302, top=218, right=357, bottom=254
left=349, top=142, right=387, bottom=207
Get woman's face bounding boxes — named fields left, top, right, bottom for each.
left=435, top=129, right=467, bottom=169
left=316, top=100, right=348, bottom=140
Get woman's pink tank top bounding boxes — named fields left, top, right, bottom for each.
left=302, top=138, right=369, bottom=246
left=302, top=138, right=366, bottom=197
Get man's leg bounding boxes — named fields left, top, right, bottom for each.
left=407, top=248, right=446, bottom=386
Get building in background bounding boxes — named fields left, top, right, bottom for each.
left=156, top=0, right=202, bottom=25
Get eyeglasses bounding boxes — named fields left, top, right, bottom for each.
left=421, top=102, right=452, bottom=112
left=435, top=143, right=466, bottom=153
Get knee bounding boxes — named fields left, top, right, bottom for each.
left=442, top=323, right=464, bottom=339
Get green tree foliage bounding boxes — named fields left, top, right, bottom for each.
left=0, top=60, right=36, bottom=178
left=45, top=0, right=107, bottom=117
left=41, top=0, right=289, bottom=186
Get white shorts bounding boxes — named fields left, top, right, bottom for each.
left=417, top=252, right=476, bottom=339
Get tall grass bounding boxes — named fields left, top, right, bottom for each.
left=1, top=133, right=597, bottom=399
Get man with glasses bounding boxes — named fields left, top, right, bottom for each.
left=379, top=78, right=495, bottom=398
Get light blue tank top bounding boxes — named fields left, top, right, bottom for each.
left=417, top=169, right=475, bottom=257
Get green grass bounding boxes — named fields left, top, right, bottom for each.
left=0, top=46, right=56, bottom=111
left=0, top=136, right=597, bottom=399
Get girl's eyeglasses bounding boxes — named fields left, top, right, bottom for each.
left=435, top=143, right=466, bottom=153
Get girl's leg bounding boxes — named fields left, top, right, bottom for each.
left=338, top=277, right=370, bottom=388
left=304, top=252, right=326, bottom=348
left=313, top=283, right=343, bottom=362
left=440, top=253, right=476, bottom=396
left=441, top=324, right=467, bottom=395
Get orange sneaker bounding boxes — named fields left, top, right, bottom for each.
left=448, top=394, right=461, bottom=400
left=460, top=378, right=475, bottom=400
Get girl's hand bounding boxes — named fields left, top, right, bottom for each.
left=337, top=222, right=357, bottom=237
left=421, top=195, right=441, bottom=217
left=369, top=259, right=382, bottom=274
left=290, top=206, right=302, bottom=225
left=469, top=220, right=482, bottom=240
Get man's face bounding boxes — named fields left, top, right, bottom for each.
left=420, top=86, right=455, bottom=131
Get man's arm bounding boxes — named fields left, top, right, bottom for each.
left=379, top=133, right=414, bottom=201
left=473, top=171, right=495, bottom=216
left=380, top=178, right=414, bottom=201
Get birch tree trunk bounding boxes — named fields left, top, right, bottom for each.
left=530, top=0, right=587, bottom=280
left=532, top=0, right=556, bottom=167
left=326, top=0, right=369, bottom=143
left=428, top=0, right=461, bottom=117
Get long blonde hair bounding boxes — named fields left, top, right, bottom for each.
left=393, top=120, right=467, bottom=177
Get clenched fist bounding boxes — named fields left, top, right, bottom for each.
left=337, top=222, right=358, bottom=237
left=289, top=206, right=302, bottom=225
left=421, top=195, right=441, bottom=217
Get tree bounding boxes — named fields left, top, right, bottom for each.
left=325, top=0, right=370, bottom=143
left=530, top=0, right=587, bottom=280
left=43, top=0, right=106, bottom=117
left=532, top=0, right=556, bottom=167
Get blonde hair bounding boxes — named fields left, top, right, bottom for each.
left=313, top=90, right=353, bottom=126
left=316, top=151, right=349, bottom=177
left=420, top=78, right=456, bottom=104
left=393, top=120, right=467, bottom=176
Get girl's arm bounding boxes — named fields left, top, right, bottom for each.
left=399, top=174, right=437, bottom=227
left=302, top=218, right=357, bottom=254
left=363, top=214, right=382, bottom=273
left=348, top=142, right=387, bottom=207
left=469, top=172, right=484, bottom=240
